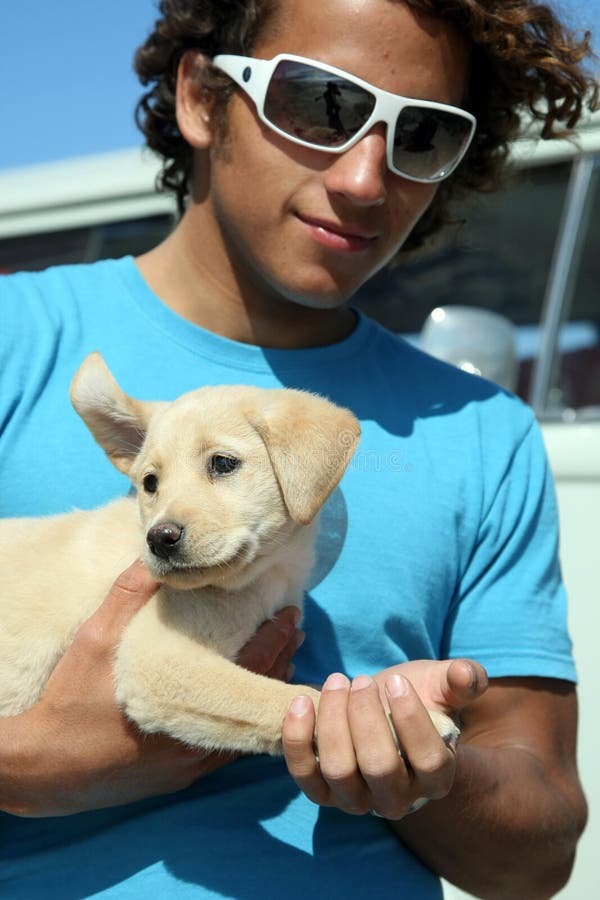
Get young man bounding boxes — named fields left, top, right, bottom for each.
left=0, top=1, right=597, bottom=897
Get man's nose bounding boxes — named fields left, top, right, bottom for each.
left=323, top=125, right=388, bottom=207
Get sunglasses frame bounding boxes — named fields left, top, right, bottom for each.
left=211, top=53, right=477, bottom=184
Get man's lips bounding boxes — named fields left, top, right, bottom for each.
left=296, top=214, right=379, bottom=252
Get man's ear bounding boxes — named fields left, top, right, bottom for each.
left=175, top=50, right=215, bottom=149
left=248, top=391, right=361, bottom=525
left=69, top=353, right=157, bottom=476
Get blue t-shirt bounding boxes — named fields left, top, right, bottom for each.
left=0, top=257, right=575, bottom=899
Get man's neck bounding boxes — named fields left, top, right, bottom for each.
left=135, top=216, right=357, bottom=350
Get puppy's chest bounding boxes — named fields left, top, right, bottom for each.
left=159, top=569, right=300, bottom=660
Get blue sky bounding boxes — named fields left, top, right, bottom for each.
left=1, top=0, right=156, bottom=167
left=1, top=0, right=598, bottom=170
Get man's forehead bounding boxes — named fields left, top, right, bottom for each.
left=253, top=0, right=470, bottom=103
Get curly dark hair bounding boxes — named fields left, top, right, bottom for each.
left=134, top=0, right=598, bottom=253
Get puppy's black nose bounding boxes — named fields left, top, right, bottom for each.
left=147, top=522, right=184, bottom=559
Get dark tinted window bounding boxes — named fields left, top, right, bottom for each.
left=354, top=158, right=600, bottom=415
left=0, top=215, right=173, bottom=274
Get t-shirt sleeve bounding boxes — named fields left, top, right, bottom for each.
left=441, top=412, right=576, bottom=681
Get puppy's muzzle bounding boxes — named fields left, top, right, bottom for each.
left=147, top=522, right=184, bottom=560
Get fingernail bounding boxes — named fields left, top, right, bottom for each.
left=289, top=695, right=311, bottom=716
left=351, top=675, right=372, bottom=692
left=386, top=674, right=409, bottom=698
left=461, top=661, right=482, bottom=693
left=324, top=673, right=349, bottom=691
left=291, top=607, right=302, bottom=626
left=466, top=663, right=476, bottom=690
left=294, top=630, right=306, bottom=651
left=286, top=663, right=296, bottom=682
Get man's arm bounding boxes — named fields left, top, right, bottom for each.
left=283, top=661, right=587, bottom=900
left=0, top=560, right=304, bottom=817
left=391, top=676, right=587, bottom=899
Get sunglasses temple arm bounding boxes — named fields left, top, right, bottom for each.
left=213, top=55, right=272, bottom=91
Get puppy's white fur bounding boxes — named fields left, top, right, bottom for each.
left=0, top=353, right=458, bottom=757
left=0, top=353, right=360, bottom=754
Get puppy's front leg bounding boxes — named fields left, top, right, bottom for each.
left=114, top=597, right=319, bottom=756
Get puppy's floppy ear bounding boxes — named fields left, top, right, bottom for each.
left=70, top=353, right=157, bottom=476
left=248, top=390, right=360, bottom=525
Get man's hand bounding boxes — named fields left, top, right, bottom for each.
left=283, top=663, right=587, bottom=898
left=282, top=658, right=487, bottom=819
left=1, top=560, right=304, bottom=818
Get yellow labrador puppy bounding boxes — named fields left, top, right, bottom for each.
left=0, top=353, right=360, bottom=754
left=0, top=354, right=458, bottom=759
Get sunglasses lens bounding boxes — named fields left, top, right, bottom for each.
left=392, top=106, right=473, bottom=180
left=264, top=60, right=375, bottom=147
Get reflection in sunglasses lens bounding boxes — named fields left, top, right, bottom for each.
left=393, top=107, right=471, bottom=179
left=264, top=61, right=376, bottom=146
left=261, top=60, right=471, bottom=181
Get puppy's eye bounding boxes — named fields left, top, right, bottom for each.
left=209, top=455, right=240, bottom=477
left=143, top=473, right=159, bottom=494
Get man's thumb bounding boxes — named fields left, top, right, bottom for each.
left=84, top=559, right=159, bottom=640
left=442, top=658, right=488, bottom=711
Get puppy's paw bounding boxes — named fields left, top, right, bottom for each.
left=428, top=709, right=460, bottom=752
left=385, top=708, right=460, bottom=755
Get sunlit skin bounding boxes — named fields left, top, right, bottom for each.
left=138, top=0, right=471, bottom=348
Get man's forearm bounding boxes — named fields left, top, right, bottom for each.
left=391, top=743, right=587, bottom=899
left=0, top=580, right=303, bottom=818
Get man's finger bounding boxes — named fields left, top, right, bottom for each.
left=282, top=695, right=328, bottom=805
left=263, top=629, right=305, bottom=681
left=385, top=674, right=457, bottom=801
left=237, top=606, right=301, bottom=675
left=76, top=559, right=159, bottom=645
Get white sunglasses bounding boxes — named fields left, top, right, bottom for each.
left=212, top=53, right=477, bottom=183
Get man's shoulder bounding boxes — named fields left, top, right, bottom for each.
left=0, top=256, right=132, bottom=300
left=0, top=257, right=138, bottom=357
left=360, top=314, right=535, bottom=442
